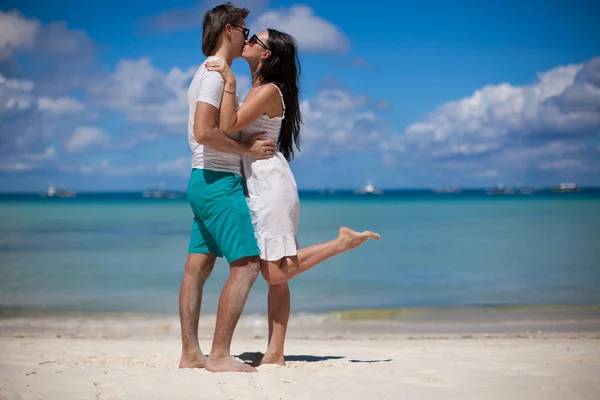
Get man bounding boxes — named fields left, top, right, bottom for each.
left=178, top=3, right=275, bottom=373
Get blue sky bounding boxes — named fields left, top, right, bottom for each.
left=1, top=0, right=599, bottom=192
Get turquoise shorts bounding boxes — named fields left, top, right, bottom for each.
left=186, top=169, right=260, bottom=263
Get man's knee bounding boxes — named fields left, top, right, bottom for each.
left=185, top=253, right=216, bottom=281
left=230, top=256, right=261, bottom=281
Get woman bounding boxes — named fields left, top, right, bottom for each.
left=206, top=29, right=380, bottom=366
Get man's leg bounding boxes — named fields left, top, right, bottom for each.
left=205, top=256, right=260, bottom=372
left=260, top=282, right=290, bottom=366
left=179, top=253, right=216, bottom=368
left=201, top=171, right=262, bottom=372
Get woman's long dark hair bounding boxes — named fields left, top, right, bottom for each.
left=254, top=29, right=302, bottom=161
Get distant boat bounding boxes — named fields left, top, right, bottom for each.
left=355, top=180, right=383, bottom=195
left=551, top=183, right=581, bottom=193
left=486, top=184, right=515, bottom=195
left=41, top=184, right=76, bottom=198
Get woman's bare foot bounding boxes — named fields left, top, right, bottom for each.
left=259, top=352, right=285, bottom=366
left=206, top=356, right=256, bottom=373
left=337, top=227, right=380, bottom=251
left=178, top=352, right=208, bottom=369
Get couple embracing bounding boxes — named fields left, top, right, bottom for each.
left=178, top=2, right=379, bottom=373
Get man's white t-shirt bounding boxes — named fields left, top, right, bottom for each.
left=187, top=56, right=241, bottom=175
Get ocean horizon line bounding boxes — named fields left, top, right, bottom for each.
left=1, top=186, right=600, bottom=196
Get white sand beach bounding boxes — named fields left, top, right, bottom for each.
left=1, top=313, right=599, bottom=400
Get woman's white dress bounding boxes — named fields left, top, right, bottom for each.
left=240, top=84, right=300, bottom=261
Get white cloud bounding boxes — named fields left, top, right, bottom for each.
left=37, top=96, right=85, bottom=114
left=0, top=74, right=35, bottom=115
left=539, top=159, right=582, bottom=171
left=0, top=10, right=40, bottom=61
left=66, top=127, right=110, bottom=153
left=0, top=162, right=36, bottom=172
left=312, top=89, right=367, bottom=111
left=156, top=156, right=189, bottom=175
left=23, top=146, right=57, bottom=161
left=0, top=11, right=98, bottom=95
left=1, top=75, right=34, bottom=91
left=379, top=134, right=405, bottom=153
left=251, top=5, right=349, bottom=53
left=0, top=147, right=57, bottom=173
left=71, top=159, right=143, bottom=176
left=87, top=58, right=250, bottom=136
left=298, top=89, right=385, bottom=156
left=1, top=14, right=171, bottom=161
left=4, top=95, right=33, bottom=111
left=35, top=21, right=94, bottom=59
left=0, top=12, right=100, bottom=161
left=382, top=57, right=600, bottom=179
left=404, top=59, right=598, bottom=151
left=0, top=74, right=93, bottom=158
left=0, top=13, right=188, bottom=179
left=545, top=141, right=585, bottom=155
left=58, top=159, right=143, bottom=177
left=88, top=57, right=195, bottom=132
left=59, top=156, right=190, bottom=177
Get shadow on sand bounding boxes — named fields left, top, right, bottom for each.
left=236, top=352, right=392, bottom=365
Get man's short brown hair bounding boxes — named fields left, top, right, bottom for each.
left=202, top=3, right=250, bottom=57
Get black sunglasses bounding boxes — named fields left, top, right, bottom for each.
left=249, top=34, right=270, bottom=50
left=230, top=23, right=249, bottom=39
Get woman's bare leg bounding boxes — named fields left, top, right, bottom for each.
left=259, top=281, right=290, bottom=366
left=260, top=227, right=380, bottom=286
left=258, top=227, right=379, bottom=365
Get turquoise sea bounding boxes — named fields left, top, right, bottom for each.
left=1, top=190, right=599, bottom=317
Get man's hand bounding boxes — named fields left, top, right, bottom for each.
left=245, top=133, right=276, bottom=159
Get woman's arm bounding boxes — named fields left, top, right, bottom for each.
left=205, top=60, right=280, bottom=134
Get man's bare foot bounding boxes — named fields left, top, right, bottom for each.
left=259, top=352, right=285, bottom=366
left=337, top=226, right=380, bottom=251
left=206, top=356, right=256, bottom=373
left=178, top=352, right=208, bottom=369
